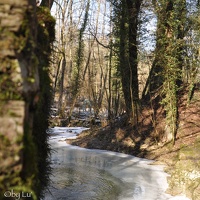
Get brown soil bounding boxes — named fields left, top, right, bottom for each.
left=67, top=90, right=200, bottom=199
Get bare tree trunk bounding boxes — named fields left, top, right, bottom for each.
left=105, top=1, right=112, bottom=121
left=58, top=56, right=66, bottom=116
left=53, top=57, right=61, bottom=97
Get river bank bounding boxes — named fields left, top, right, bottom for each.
left=66, top=93, right=200, bottom=200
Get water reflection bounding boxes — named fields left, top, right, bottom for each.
left=44, top=163, right=122, bottom=200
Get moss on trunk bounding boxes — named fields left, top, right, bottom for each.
left=0, top=2, right=55, bottom=199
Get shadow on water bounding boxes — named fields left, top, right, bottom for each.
left=43, top=163, right=123, bottom=200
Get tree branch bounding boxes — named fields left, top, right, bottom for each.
left=89, top=31, right=113, bottom=50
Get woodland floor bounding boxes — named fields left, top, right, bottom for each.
left=66, top=90, right=200, bottom=199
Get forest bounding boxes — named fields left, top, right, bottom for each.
left=51, top=0, right=200, bottom=200
left=50, top=0, right=200, bottom=199
left=0, top=0, right=199, bottom=199
left=49, top=0, right=199, bottom=143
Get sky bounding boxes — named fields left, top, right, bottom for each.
left=50, top=0, right=157, bottom=52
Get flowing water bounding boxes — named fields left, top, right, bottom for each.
left=44, top=162, right=123, bottom=200
left=43, top=127, right=190, bottom=200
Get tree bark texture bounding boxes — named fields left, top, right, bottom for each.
left=0, top=0, right=39, bottom=195
left=119, top=0, right=141, bottom=124
left=0, top=0, right=55, bottom=197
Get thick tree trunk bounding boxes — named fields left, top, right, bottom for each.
left=119, top=0, right=141, bottom=124
left=119, top=0, right=130, bottom=116
left=143, top=0, right=186, bottom=143
left=0, top=0, right=39, bottom=195
left=0, top=1, right=55, bottom=196
left=126, top=0, right=141, bottom=124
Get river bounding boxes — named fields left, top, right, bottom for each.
left=43, top=127, right=190, bottom=200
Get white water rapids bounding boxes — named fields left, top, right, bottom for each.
left=43, top=127, right=190, bottom=200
